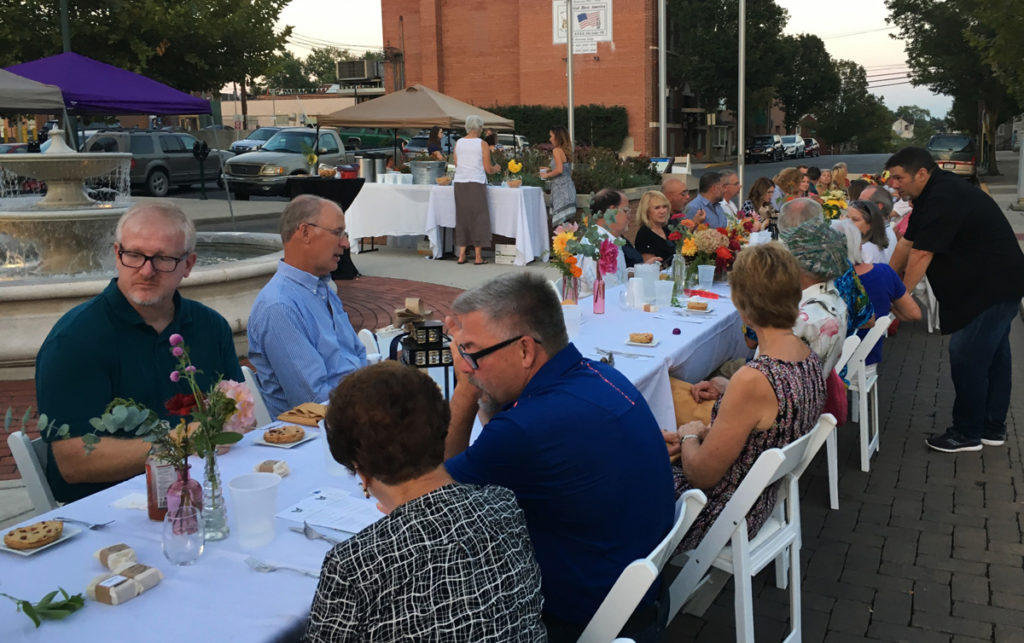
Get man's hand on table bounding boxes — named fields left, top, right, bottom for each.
left=690, top=377, right=728, bottom=402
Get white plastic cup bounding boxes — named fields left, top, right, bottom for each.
left=562, top=304, right=582, bottom=339
left=627, top=277, right=644, bottom=308
left=698, top=265, right=715, bottom=290
left=655, top=280, right=674, bottom=307
left=228, top=472, right=281, bottom=549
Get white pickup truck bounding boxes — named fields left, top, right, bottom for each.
left=223, top=127, right=354, bottom=199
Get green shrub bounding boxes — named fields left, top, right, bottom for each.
left=487, top=104, right=629, bottom=150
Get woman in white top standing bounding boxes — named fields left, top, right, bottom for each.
left=453, top=115, right=500, bottom=265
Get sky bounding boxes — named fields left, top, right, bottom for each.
left=276, top=0, right=953, bottom=119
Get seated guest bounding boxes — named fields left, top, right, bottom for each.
left=36, top=203, right=242, bottom=503
left=833, top=220, right=921, bottom=368
left=774, top=167, right=808, bottom=203
left=684, top=171, right=728, bottom=227
left=719, top=170, right=742, bottom=219
left=664, top=243, right=825, bottom=550
left=806, top=166, right=822, bottom=195
left=843, top=199, right=892, bottom=263
left=248, top=195, right=367, bottom=417
left=859, top=184, right=900, bottom=256
left=815, top=167, right=833, bottom=195
left=444, top=272, right=674, bottom=640
left=661, top=176, right=692, bottom=216
left=305, top=362, right=545, bottom=641
left=634, top=189, right=676, bottom=268
left=831, top=162, right=850, bottom=191
left=741, top=176, right=776, bottom=231
left=578, top=188, right=630, bottom=295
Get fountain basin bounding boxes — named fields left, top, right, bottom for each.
left=0, top=232, right=283, bottom=380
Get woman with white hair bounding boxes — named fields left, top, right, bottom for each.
left=453, top=115, right=501, bottom=265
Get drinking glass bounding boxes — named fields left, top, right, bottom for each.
left=162, top=505, right=205, bottom=566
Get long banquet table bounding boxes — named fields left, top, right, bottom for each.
left=345, top=183, right=549, bottom=265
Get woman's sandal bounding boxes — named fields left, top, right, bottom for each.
left=457, top=257, right=467, bottom=264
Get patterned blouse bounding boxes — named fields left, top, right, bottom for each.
left=673, top=353, right=825, bottom=552
left=305, top=483, right=546, bottom=642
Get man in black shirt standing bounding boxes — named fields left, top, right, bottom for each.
left=886, top=147, right=1024, bottom=453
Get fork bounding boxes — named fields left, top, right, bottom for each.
left=244, top=556, right=320, bottom=578
left=289, top=521, right=348, bottom=545
left=53, top=517, right=115, bottom=530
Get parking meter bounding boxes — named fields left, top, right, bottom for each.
left=193, top=141, right=210, bottom=199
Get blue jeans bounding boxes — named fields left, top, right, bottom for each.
left=948, top=299, right=1019, bottom=439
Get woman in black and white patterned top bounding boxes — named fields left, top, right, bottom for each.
left=305, top=362, right=546, bottom=642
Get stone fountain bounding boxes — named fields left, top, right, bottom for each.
left=0, top=130, right=282, bottom=379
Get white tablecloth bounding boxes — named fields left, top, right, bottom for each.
left=0, top=428, right=364, bottom=642
left=425, top=185, right=548, bottom=266
left=345, top=183, right=549, bottom=266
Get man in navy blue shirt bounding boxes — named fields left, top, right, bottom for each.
left=444, top=272, right=675, bottom=640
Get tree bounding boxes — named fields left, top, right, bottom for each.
left=892, top=104, right=938, bottom=147
left=304, top=47, right=357, bottom=85
left=264, top=51, right=315, bottom=93
left=966, top=1, right=1024, bottom=107
left=815, top=60, right=892, bottom=153
left=775, top=34, right=841, bottom=132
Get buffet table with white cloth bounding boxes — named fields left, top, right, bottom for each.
left=344, top=183, right=549, bottom=265
left=0, top=426, right=369, bottom=642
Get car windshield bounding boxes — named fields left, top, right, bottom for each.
left=262, top=131, right=315, bottom=153
left=407, top=136, right=429, bottom=147
left=927, top=135, right=972, bottom=152
left=752, top=136, right=774, bottom=145
left=250, top=128, right=279, bottom=142
left=782, top=136, right=799, bottom=144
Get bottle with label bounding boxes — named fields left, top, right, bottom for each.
left=146, top=455, right=176, bottom=521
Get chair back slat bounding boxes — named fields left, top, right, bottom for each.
left=241, top=365, right=273, bottom=427
left=7, top=430, right=58, bottom=515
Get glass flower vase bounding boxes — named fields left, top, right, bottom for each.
left=684, top=260, right=700, bottom=289
left=593, top=272, right=605, bottom=314
left=561, top=276, right=580, bottom=305
left=671, top=254, right=687, bottom=302
left=167, top=464, right=203, bottom=517
left=202, top=451, right=229, bottom=541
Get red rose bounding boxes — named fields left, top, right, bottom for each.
left=668, top=231, right=682, bottom=241
left=742, top=219, right=755, bottom=232
left=716, top=246, right=733, bottom=261
left=716, top=227, right=728, bottom=235
left=670, top=212, right=685, bottom=220
left=166, top=393, right=199, bottom=417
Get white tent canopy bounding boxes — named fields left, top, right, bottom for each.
left=319, top=84, right=514, bottom=130
left=0, top=68, right=65, bottom=112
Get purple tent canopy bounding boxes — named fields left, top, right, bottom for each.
left=5, top=52, right=210, bottom=115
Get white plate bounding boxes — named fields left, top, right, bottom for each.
left=679, top=304, right=714, bottom=314
left=0, top=525, right=82, bottom=557
left=625, top=339, right=660, bottom=347
left=254, top=428, right=319, bottom=449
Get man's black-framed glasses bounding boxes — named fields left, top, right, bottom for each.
left=458, top=335, right=531, bottom=370
left=305, top=222, right=348, bottom=240
left=117, top=249, right=189, bottom=272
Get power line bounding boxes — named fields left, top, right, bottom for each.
left=866, top=72, right=910, bottom=80
left=289, top=31, right=381, bottom=50
left=868, top=80, right=916, bottom=89
left=817, top=26, right=897, bottom=40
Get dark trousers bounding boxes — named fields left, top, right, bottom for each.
left=948, top=299, right=1019, bottom=439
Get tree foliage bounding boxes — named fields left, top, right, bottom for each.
left=966, top=1, right=1024, bottom=106
left=815, top=60, right=892, bottom=153
left=775, top=34, right=841, bottom=132
left=304, top=46, right=358, bottom=85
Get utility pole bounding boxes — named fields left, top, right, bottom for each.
left=566, top=0, right=575, bottom=144
left=60, top=0, right=70, bottom=52
left=737, top=0, right=746, bottom=190
left=658, top=0, right=667, bottom=156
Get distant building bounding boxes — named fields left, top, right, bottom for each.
left=892, top=117, right=915, bottom=139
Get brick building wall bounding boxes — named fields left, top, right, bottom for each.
left=381, top=0, right=659, bottom=155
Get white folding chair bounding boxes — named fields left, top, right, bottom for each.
left=357, top=328, right=382, bottom=364
left=7, top=430, right=59, bottom=516
left=241, top=365, right=272, bottom=427
left=667, top=414, right=837, bottom=642
left=821, top=334, right=862, bottom=510
left=845, top=315, right=893, bottom=473
left=578, top=489, right=708, bottom=643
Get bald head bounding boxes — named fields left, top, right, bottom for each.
left=661, top=177, right=689, bottom=212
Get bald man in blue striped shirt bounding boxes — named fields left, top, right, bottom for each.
left=248, top=195, right=367, bottom=416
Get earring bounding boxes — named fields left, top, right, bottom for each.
left=361, top=482, right=370, bottom=499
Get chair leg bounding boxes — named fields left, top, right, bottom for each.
left=826, top=430, right=839, bottom=510
left=682, top=568, right=730, bottom=617
left=859, top=384, right=871, bottom=473
left=734, top=554, right=756, bottom=643
left=785, top=541, right=802, bottom=643
left=871, top=383, right=880, bottom=454
left=850, top=389, right=860, bottom=422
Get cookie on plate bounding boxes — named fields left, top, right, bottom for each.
left=4, top=520, right=64, bottom=550
left=264, top=424, right=305, bottom=444
left=629, top=332, right=654, bottom=344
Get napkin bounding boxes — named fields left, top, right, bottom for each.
left=394, top=297, right=433, bottom=325
left=277, top=402, right=328, bottom=427
left=111, top=493, right=148, bottom=511
left=683, top=289, right=720, bottom=300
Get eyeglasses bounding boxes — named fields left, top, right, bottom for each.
left=117, top=249, right=189, bottom=272
left=306, top=222, right=348, bottom=240
left=458, top=335, right=537, bottom=370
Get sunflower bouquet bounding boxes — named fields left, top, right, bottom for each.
left=820, top=188, right=848, bottom=220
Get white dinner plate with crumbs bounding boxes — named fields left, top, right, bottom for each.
left=0, top=526, right=82, bottom=557
left=625, top=339, right=660, bottom=348
left=254, top=429, right=319, bottom=449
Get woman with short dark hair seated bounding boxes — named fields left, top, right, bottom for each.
left=664, top=243, right=826, bottom=551
left=305, top=361, right=546, bottom=641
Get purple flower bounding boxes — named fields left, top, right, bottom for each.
left=169, top=370, right=180, bottom=383
left=172, top=346, right=184, bottom=357
left=185, top=365, right=197, bottom=374
left=169, top=333, right=184, bottom=347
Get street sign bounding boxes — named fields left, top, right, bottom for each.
left=553, top=0, right=613, bottom=52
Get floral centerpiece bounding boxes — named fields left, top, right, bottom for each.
left=820, top=189, right=848, bottom=220
left=550, top=214, right=623, bottom=307
left=506, top=158, right=523, bottom=187
left=670, top=220, right=750, bottom=291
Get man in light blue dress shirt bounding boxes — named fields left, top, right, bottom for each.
left=683, top=171, right=729, bottom=228
left=248, top=195, right=367, bottom=416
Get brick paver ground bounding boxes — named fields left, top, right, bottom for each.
left=0, top=275, right=464, bottom=480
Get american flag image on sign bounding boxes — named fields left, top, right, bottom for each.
left=577, top=12, right=600, bottom=29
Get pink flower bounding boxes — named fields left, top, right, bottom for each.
left=185, top=365, right=197, bottom=374
left=217, top=380, right=256, bottom=433
left=169, top=334, right=184, bottom=346
left=172, top=346, right=184, bottom=357
left=598, top=239, right=619, bottom=275
left=169, top=370, right=180, bottom=383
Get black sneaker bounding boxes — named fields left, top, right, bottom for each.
left=926, top=430, right=982, bottom=453
left=981, top=431, right=1006, bottom=447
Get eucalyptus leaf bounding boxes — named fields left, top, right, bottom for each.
left=212, top=431, right=243, bottom=445
left=110, top=405, right=128, bottom=424
left=37, top=590, right=58, bottom=607
left=21, top=407, right=32, bottom=427
left=19, top=601, right=40, bottom=627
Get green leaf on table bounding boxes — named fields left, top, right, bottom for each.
left=212, top=431, right=243, bottom=446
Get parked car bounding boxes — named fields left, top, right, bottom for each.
left=82, top=129, right=233, bottom=197
left=223, top=127, right=353, bottom=199
left=337, top=127, right=398, bottom=150
left=403, top=133, right=459, bottom=158
left=926, top=133, right=977, bottom=183
left=781, top=135, right=805, bottom=159
left=745, top=134, right=784, bottom=163
left=803, top=138, right=820, bottom=157
left=497, top=133, right=529, bottom=151
left=0, top=143, right=29, bottom=154
left=229, top=127, right=283, bottom=155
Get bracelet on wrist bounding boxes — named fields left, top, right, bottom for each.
left=681, top=434, right=700, bottom=442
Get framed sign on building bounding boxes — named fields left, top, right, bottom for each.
left=553, top=0, right=613, bottom=54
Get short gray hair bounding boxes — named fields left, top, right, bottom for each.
left=452, top=272, right=568, bottom=355
left=860, top=184, right=894, bottom=218
left=719, top=169, right=738, bottom=181
left=464, top=115, right=484, bottom=134
left=830, top=219, right=864, bottom=264
left=778, top=197, right=823, bottom=230
left=281, top=194, right=335, bottom=242
left=115, top=202, right=196, bottom=252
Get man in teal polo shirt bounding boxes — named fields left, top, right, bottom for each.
left=35, top=203, right=242, bottom=503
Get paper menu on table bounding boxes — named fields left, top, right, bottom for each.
left=276, top=487, right=385, bottom=533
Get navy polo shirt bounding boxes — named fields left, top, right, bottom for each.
left=36, top=279, right=243, bottom=503
left=446, top=344, right=675, bottom=626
